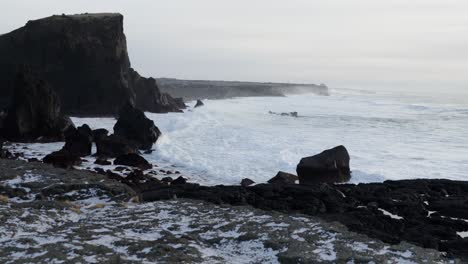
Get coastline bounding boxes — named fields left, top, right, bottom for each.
left=0, top=158, right=458, bottom=263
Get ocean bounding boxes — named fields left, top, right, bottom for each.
left=12, top=88, right=468, bottom=185
left=69, top=88, right=468, bottom=185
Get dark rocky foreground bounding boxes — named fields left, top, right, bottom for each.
left=0, top=13, right=183, bottom=116
left=157, top=78, right=330, bottom=101
left=0, top=159, right=455, bottom=263
left=139, top=179, right=468, bottom=261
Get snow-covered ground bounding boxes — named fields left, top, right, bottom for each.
left=0, top=159, right=456, bottom=263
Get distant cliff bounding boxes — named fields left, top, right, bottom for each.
left=157, top=78, right=329, bottom=101
left=0, top=13, right=182, bottom=116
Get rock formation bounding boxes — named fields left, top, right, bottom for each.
left=114, top=103, right=161, bottom=150
left=1, top=68, right=74, bottom=142
left=63, top=124, right=93, bottom=157
left=194, top=100, right=204, bottom=108
left=297, top=145, right=351, bottom=184
left=0, top=13, right=183, bottom=116
left=268, top=171, right=298, bottom=185
left=95, top=135, right=137, bottom=158
left=114, top=153, right=152, bottom=170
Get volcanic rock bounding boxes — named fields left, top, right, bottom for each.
left=95, top=134, right=137, bottom=158
left=63, top=124, right=93, bottom=156
left=1, top=68, right=74, bottom=142
left=92, top=128, right=109, bottom=143
left=94, top=158, right=111, bottom=166
left=114, top=103, right=161, bottom=150
left=172, top=176, right=187, bottom=185
left=114, top=153, right=152, bottom=170
left=194, top=100, right=204, bottom=108
left=297, top=145, right=351, bottom=185
left=0, top=13, right=182, bottom=115
left=241, top=178, right=255, bottom=187
left=43, top=149, right=81, bottom=169
left=268, top=171, right=298, bottom=185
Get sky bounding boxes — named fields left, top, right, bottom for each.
left=2, top=0, right=468, bottom=92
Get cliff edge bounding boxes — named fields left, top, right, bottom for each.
left=0, top=13, right=182, bottom=116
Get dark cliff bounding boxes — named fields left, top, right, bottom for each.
left=0, top=13, right=182, bottom=116
left=157, top=78, right=329, bottom=101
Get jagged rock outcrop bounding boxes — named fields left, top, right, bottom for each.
left=95, top=134, right=137, bottom=158
left=129, top=68, right=183, bottom=113
left=1, top=68, right=74, bottom=142
left=114, top=103, right=161, bottom=150
left=194, top=100, right=204, bottom=108
left=297, top=145, right=351, bottom=184
left=0, top=13, right=183, bottom=116
left=63, top=124, right=93, bottom=157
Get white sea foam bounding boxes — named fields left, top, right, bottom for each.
left=10, top=89, right=468, bottom=185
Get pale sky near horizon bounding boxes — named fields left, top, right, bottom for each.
left=2, top=0, right=468, bottom=93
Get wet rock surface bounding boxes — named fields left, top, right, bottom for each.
left=140, top=180, right=468, bottom=261
left=0, top=159, right=452, bottom=263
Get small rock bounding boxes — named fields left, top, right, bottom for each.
left=241, top=178, right=255, bottom=187
left=94, top=158, right=111, bottom=166
left=172, top=176, right=187, bottom=185
left=114, top=153, right=152, bottom=170
left=194, top=99, right=204, bottom=108
left=43, top=149, right=81, bottom=169
left=268, top=171, right=298, bottom=185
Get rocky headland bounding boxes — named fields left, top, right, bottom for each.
left=157, top=78, right=330, bottom=101
left=0, top=13, right=183, bottom=116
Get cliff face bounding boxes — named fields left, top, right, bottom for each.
left=157, top=78, right=329, bottom=101
left=0, top=13, right=182, bottom=116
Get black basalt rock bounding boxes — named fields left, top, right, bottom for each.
left=114, top=103, right=161, bottom=150
left=0, top=13, right=183, bottom=115
left=297, top=145, right=351, bottom=185
left=95, top=134, right=137, bottom=158
left=194, top=100, right=204, bottom=108
left=63, top=124, right=93, bottom=157
left=1, top=68, right=74, bottom=142
left=114, top=153, right=152, bottom=170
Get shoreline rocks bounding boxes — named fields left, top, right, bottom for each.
left=297, top=145, right=351, bottom=185
left=114, top=153, right=152, bottom=170
left=113, top=103, right=161, bottom=150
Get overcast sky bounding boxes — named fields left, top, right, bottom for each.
left=2, top=0, right=468, bottom=92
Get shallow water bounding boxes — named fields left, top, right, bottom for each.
left=69, top=88, right=468, bottom=185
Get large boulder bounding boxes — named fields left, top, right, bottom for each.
left=114, top=103, right=161, bottom=150
left=114, top=153, right=152, bottom=170
left=95, top=135, right=137, bottom=158
left=63, top=124, right=93, bottom=157
left=1, top=68, right=74, bottom=142
left=296, top=145, right=351, bottom=185
left=0, top=13, right=183, bottom=115
left=43, top=149, right=81, bottom=169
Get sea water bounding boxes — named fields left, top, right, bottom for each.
left=71, top=88, right=468, bottom=185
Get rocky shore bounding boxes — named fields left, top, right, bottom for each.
left=0, top=159, right=456, bottom=263
left=0, top=12, right=467, bottom=263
